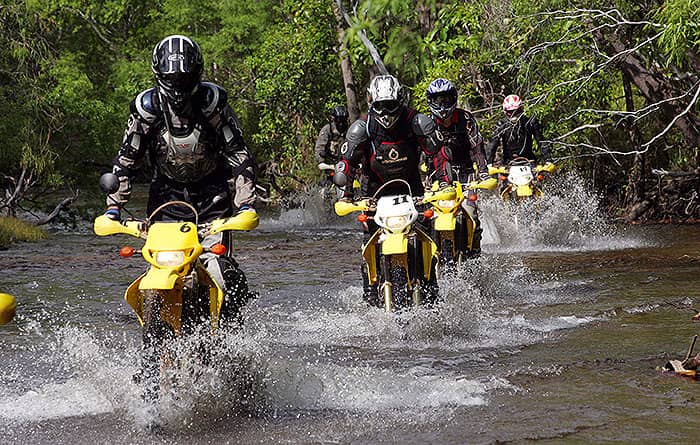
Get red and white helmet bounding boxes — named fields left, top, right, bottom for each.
left=502, top=94, right=523, bottom=121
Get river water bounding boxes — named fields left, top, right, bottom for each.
left=1, top=179, right=700, bottom=444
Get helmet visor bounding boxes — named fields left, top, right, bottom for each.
left=505, top=108, right=522, bottom=118
left=371, top=100, right=401, bottom=116
left=159, top=72, right=199, bottom=92
left=430, top=94, right=455, bottom=108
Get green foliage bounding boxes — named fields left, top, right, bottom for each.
left=0, top=217, right=48, bottom=249
left=0, top=0, right=697, bottom=218
left=654, top=0, right=700, bottom=69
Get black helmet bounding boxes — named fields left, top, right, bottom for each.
left=331, top=105, right=349, bottom=132
left=151, top=35, right=203, bottom=112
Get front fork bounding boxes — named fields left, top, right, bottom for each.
left=379, top=237, right=423, bottom=313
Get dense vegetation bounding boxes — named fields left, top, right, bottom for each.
left=1, top=0, right=698, bottom=223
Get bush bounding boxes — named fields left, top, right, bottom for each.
left=0, top=217, right=47, bottom=249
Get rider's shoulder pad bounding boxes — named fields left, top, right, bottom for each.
left=198, top=82, right=229, bottom=117
left=412, top=112, right=436, bottom=136
left=346, top=119, right=368, bottom=144
left=131, top=88, right=160, bottom=123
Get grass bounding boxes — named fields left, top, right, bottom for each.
left=0, top=217, right=48, bottom=249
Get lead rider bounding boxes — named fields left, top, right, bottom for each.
left=104, top=35, right=257, bottom=322
left=333, top=74, right=439, bottom=306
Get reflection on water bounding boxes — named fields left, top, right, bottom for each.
left=1, top=180, right=700, bottom=443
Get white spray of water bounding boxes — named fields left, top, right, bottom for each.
left=479, top=171, right=653, bottom=252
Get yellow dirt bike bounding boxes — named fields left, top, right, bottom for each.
left=422, top=177, right=498, bottom=267
left=489, top=157, right=557, bottom=201
left=94, top=173, right=258, bottom=403
left=334, top=179, right=439, bottom=312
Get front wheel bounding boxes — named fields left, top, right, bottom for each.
left=141, top=290, right=173, bottom=404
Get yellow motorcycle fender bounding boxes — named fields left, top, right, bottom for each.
left=361, top=230, right=382, bottom=285
left=414, top=227, right=438, bottom=280
left=381, top=232, right=409, bottom=256
left=434, top=212, right=457, bottom=231
left=139, top=267, right=180, bottom=290
left=516, top=185, right=534, bottom=197
left=126, top=274, right=185, bottom=334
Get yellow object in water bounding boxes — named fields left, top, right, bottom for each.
left=0, top=293, right=16, bottom=325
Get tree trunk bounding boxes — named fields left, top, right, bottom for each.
left=332, top=1, right=360, bottom=121
left=622, top=71, right=645, bottom=215
left=594, top=30, right=700, bottom=148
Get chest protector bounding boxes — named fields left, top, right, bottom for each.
left=435, top=112, right=473, bottom=165
left=365, top=110, right=420, bottom=182
left=154, top=117, right=220, bottom=183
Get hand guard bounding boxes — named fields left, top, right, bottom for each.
left=104, top=207, right=121, bottom=221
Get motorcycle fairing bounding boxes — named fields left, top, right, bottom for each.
left=415, top=227, right=438, bottom=280
left=141, top=221, right=202, bottom=270
left=463, top=209, right=477, bottom=251
left=196, top=265, right=224, bottom=330
left=361, top=230, right=382, bottom=285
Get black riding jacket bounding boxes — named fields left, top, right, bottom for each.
left=432, top=109, right=488, bottom=183
left=108, top=82, right=256, bottom=221
left=339, top=108, right=437, bottom=197
left=486, top=114, right=551, bottom=165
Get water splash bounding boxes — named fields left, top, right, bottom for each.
left=261, top=185, right=347, bottom=230
left=479, top=171, right=652, bottom=252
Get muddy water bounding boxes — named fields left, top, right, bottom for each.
left=1, top=183, right=699, bottom=444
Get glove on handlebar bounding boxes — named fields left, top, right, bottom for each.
left=104, top=208, right=121, bottom=221
left=238, top=205, right=256, bottom=213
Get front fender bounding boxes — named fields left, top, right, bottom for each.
left=380, top=232, right=409, bottom=255
left=139, top=267, right=180, bottom=290
left=434, top=212, right=457, bottom=231
left=515, top=185, right=533, bottom=197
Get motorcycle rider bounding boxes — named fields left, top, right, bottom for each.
left=315, top=105, right=349, bottom=168
left=333, top=74, right=439, bottom=306
left=425, top=78, right=490, bottom=257
left=104, top=34, right=257, bottom=324
left=486, top=94, right=553, bottom=166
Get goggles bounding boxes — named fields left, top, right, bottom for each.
left=372, top=100, right=401, bottom=116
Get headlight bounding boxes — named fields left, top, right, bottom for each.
left=509, top=172, right=533, bottom=186
left=154, top=250, right=186, bottom=267
left=437, top=199, right=456, bottom=209
left=385, top=215, right=411, bottom=231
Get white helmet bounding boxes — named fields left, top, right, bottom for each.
left=367, top=75, right=404, bottom=129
